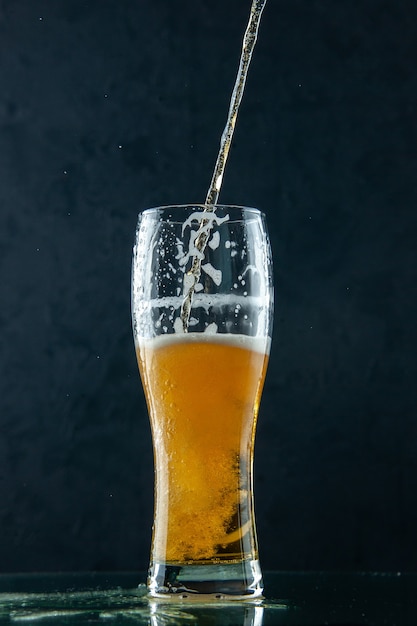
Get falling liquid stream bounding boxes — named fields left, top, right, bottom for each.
left=180, top=0, right=268, bottom=330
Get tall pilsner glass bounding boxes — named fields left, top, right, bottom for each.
left=132, top=205, right=273, bottom=599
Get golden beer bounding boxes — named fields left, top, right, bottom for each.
left=136, top=333, right=269, bottom=566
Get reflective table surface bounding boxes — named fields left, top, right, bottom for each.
left=0, top=571, right=416, bottom=625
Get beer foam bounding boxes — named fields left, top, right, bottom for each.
left=137, top=332, right=271, bottom=356
left=144, top=293, right=268, bottom=311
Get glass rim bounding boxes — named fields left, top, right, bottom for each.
left=138, top=204, right=266, bottom=219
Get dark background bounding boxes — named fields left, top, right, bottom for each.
left=1, top=0, right=416, bottom=574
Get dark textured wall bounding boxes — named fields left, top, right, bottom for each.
left=1, top=0, right=416, bottom=573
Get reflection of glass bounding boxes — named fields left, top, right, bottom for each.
left=149, top=600, right=265, bottom=626
left=132, top=205, right=273, bottom=599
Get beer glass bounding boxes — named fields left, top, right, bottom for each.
left=132, top=205, right=273, bottom=599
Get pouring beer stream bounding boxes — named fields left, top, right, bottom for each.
left=180, top=0, right=268, bottom=332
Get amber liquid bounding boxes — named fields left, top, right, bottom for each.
left=136, top=333, right=269, bottom=566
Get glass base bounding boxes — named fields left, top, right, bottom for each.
left=148, top=559, right=263, bottom=600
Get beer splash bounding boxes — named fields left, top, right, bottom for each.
left=180, top=0, right=267, bottom=331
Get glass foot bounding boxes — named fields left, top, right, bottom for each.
left=148, top=559, right=263, bottom=599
